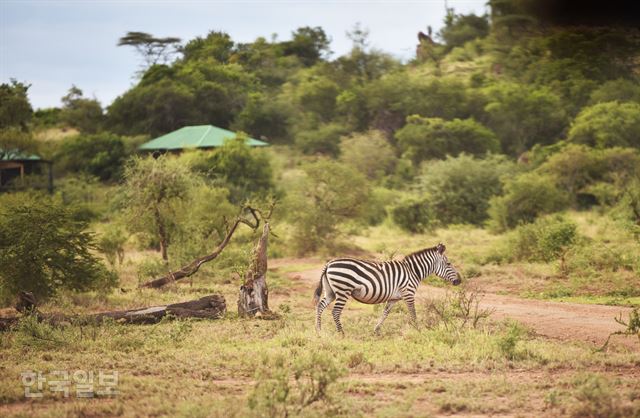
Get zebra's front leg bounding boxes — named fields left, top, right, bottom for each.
left=402, top=291, right=418, bottom=328
left=374, top=300, right=397, bottom=335
left=332, top=295, right=349, bottom=336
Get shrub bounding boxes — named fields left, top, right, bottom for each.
left=391, top=198, right=433, bottom=233
left=192, top=135, right=274, bottom=201
left=569, top=374, right=638, bottom=418
left=55, top=133, right=126, bottom=181
left=248, top=351, right=344, bottom=417
left=488, top=172, right=570, bottom=231
left=0, top=196, right=117, bottom=304
left=506, top=215, right=578, bottom=262
left=339, top=130, right=398, bottom=181
left=285, top=160, right=370, bottom=254
left=568, top=101, right=640, bottom=149
left=295, top=122, right=348, bottom=156
left=418, top=154, right=516, bottom=225
left=395, top=116, right=499, bottom=164
left=538, top=145, right=640, bottom=205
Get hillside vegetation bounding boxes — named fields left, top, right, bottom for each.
left=1, top=1, right=640, bottom=416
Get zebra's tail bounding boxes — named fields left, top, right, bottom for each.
left=313, top=264, right=329, bottom=306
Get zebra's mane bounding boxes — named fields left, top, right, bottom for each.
left=403, top=246, right=439, bottom=260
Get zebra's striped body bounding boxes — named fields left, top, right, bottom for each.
left=314, top=243, right=461, bottom=334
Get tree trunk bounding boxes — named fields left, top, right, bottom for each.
left=154, top=206, right=169, bottom=262
left=0, top=294, right=226, bottom=331
left=238, top=223, right=274, bottom=318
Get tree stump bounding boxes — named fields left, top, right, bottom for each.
left=238, top=223, right=274, bottom=318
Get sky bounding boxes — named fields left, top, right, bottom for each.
left=0, top=0, right=486, bottom=110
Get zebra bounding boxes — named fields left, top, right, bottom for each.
left=313, top=243, right=461, bottom=335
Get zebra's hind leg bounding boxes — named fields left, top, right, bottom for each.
left=374, top=300, right=397, bottom=335
left=316, top=292, right=336, bottom=333
left=332, top=294, right=349, bottom=336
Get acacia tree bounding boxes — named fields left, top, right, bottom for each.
left=118, top=31, right=181, bottom=71
left=122, top=155, right=196, bottom=262
left=60, top=85, right=104, bottom=133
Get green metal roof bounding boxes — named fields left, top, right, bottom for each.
left=138, top=125, right=269, bottom=151
left=0, top=149, right=43, bottom=161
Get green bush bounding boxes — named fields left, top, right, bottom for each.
left=295, top=122, right=348, bottom=156
left=0, top=195, right=117, bottom=304
left=488, top=172, right=570, bottom=231
left=248, top=351, right=344, bottom=417
left=568, top=101, right=640, bottom=149
left=55, top=133, right=126, bottom=181
left=418, top=154, right=516, bottom=225
left=391, top=198, right=433, bottom=233
left=506, top=215, right=578, bottom=262
left=189, top=135, right=274, bottom=202
left=285, top=160, right=370, bottom=254
left=537, top=145, right=640, bottom=208
left=339, top=130, right=398, bottom=181
left=395, top=116, right=499, bottom=164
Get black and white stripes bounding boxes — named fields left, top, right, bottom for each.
left=313, top=243, right=461, bottom=334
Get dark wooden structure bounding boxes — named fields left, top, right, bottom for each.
left=0, top=149, right=53, bottom=193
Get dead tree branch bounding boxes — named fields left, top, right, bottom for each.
left=139, top=205, right=261, bottom=289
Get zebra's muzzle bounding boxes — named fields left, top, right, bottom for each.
left=452, top=277, right=461, bottom=286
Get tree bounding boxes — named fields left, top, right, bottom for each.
left=483, top=83, right=567, bottom=156
left=232, top=93, right=293, bottom=143
left=285, top=160, right=370, bottom=254
left=108, top=79, right=197, bottom=136
left=439, top=11, right=490, bottom=50
left=122, top=155, right=197, bottom=262
left=488, top=172, right=570, bottom=231
left=395, top=116, right=500, bottom=164
left=589, top=79, right=640, bottom=105
left=181, top=31, right=234, bottom=63
left=339, top=130, right=398, bottom=181
left=190, top=135, right=274, bottom=202
left=56, top=133, right=126, bottom=181
left=118, top=31, right=181, bottom=71
left=0, top=195, right=116, bottom=303
left=335, top=23, right=399, bottom=83
left=60, top=86, right=104, bottom=133
left=568, top=102, right=640, bottom=149
left=418, top=154, right=516, bottom=225
left=282, top=26, right=331, bottom=66
left=295, top=122, right=348, bottom=156
left=0, top=80, right=32, bottom=130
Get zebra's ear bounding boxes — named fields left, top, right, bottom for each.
left=436, top=243, right=446, bottom=254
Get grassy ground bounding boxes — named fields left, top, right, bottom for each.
left=1, top=213, right=639, bottom=417
left=1, top=258, right=639, bottom=417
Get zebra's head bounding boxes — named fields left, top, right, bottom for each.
left=432, top=243, right=461, bottom=286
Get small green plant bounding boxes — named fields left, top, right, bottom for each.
left=248, top=351, right=345, bottom=417
left=569, top=374, right=638, bottom=418
left=496, top=321, right=526, bottom=360
left=423, top=285, right=493, bottom=331
left=598, top=307, right=640, bottom=352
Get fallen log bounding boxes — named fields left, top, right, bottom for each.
left=0, top=294, right=226, bottom=331
left=139, top=206, right=261, bottom=289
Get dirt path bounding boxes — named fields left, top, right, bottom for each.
left=275, top=261, right=638, bottom=349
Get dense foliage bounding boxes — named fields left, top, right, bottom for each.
left=0, top=195, right=116, bottom=302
